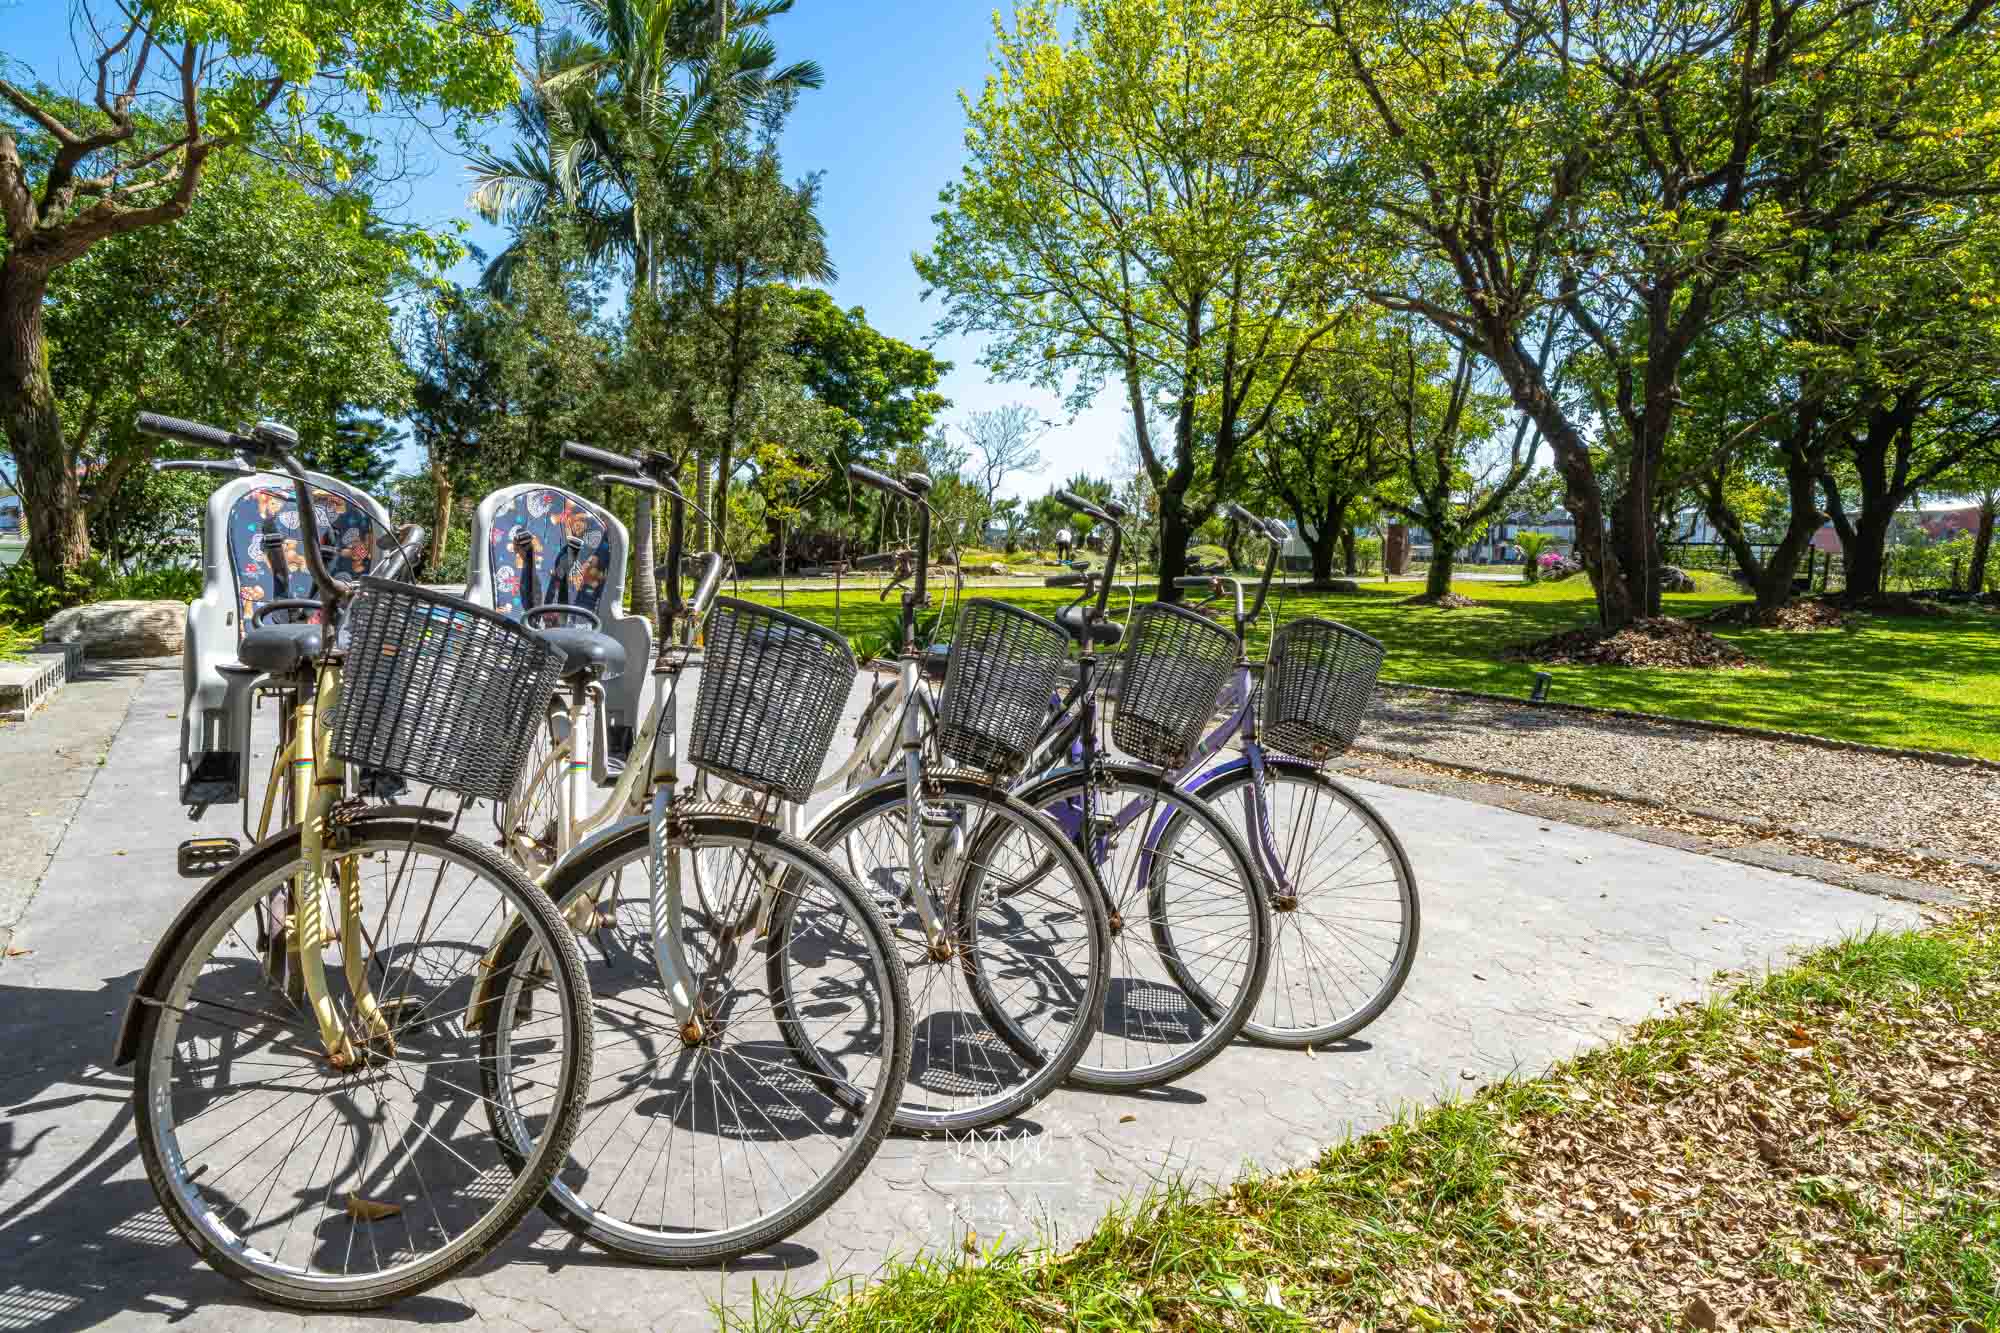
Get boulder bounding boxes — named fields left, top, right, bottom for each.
left=1307, top=578, right=1363, bottom=593
left=43, top=599, right=184, bottom=658
left=1659, top=565, right=1697, bottom=594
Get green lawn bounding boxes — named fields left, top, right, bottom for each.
left=739, top=576, right=2000, bottom=759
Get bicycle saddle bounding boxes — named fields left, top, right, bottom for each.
left=237, top=622, right=322, bottom=675
left=1056, top=605, right=1124, bottom=647
left=534, top=626, right=627, bottom=683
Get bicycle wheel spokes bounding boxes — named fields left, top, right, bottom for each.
left=1207, top=765, right=1420, bottom=1046
left=519, top=823, right=906, bottom=1263
left=1055, top=770, right=1267, bottom=1089
left=815, top=782, right=1107, bottom=1134
left=135, top=827, right=589, bottom=1306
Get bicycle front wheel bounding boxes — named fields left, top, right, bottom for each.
left=129, top=819, right=593, bottom=1310
left=810, top=775, right=1110, bottom=1134
left=498, top=813, right=911, bottom=1264
left=1021, top=764, right=1270, bottom=1089
left=1189, top=758, right=1420, bottom=1046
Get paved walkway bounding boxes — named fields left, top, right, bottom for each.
left=0, top=665, right=1915, bottom=1331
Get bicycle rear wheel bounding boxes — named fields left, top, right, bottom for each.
left=1188, top=758, right=1420, bottom=1046
left=492, top=813, right=910, bottom=1264
left=808, top=775, right=1110, bottom=1134
left=128, top=819, right=592, bottom=1310
left=1021, top=764, right=1269, bottom=1088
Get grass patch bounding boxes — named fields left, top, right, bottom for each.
left=730, top=918, right=2000, bottom=1331
left=738, top=575, right=2000, bottom=758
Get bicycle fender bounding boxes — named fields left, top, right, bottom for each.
left=113, top=822, right=310, bottom=1068
left=112, top=812, right=453, bottom=1069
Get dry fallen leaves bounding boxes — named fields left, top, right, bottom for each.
left=345, top=1194, right=402, bottom=1222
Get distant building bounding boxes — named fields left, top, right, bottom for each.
left=0, top=493, right=21, bottom=536
left=1810, top=504, right=1982, bottom=554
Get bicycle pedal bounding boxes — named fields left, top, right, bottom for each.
left=177, top=836, right=241, bottom=878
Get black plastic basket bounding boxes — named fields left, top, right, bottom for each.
left=1112, top=602, right=1238, bottom=769
left=935, top=599, right=1070, bottom=775
left=690, top=597, right=857, bottom=803
left=1261, top=617, right=1385, bottom=763
left=332, top=579, right=567, bottom=803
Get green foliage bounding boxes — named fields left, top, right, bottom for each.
left=0, top=558, right=201, bottom=625
left=788, top=289, right=951, bottom=463
left=1516, top=531, right=1559, bottom=583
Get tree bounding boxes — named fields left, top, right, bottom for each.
left=469, top=0, right=824, bottom=617
left=919, top=0, right=1355, bottom=599
left=960, top=404, right=1047, bottom=524
left=788, top=289, right=951, bottom=461
left=653, top=145, right=833, bottom=553
left=0, top=0, right=533, bottom=583
left=1300, top=0, right=2000, bottom=626
left=1246, top=320, right=1406, bottom=586
left=1375, top=330, right=1535, bottom=600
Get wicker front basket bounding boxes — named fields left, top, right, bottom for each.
left=935, top=599, right=1070, bottom=775
left=332, top=579, right=567, bottom=803
left=1112, top=602, right=1238, bottom=770
left=1260, top=617, right=1385, bottom=763
left=690, top=597, right=857, bottom=804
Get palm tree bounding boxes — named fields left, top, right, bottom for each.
left=467, top=0, right=822, bottom=618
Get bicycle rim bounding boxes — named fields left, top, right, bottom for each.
left=1025, top=766, right=1269, bottom=1089
left=1195, top=762, right=1420, bottom=1045
left=131, top=821, right=591, bottom=1309
left=811, top=779, right=1108, bottom=1135
left=495, top=817, right=910, bottom=1263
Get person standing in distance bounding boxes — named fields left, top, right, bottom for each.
left=1056, top=525, right=1074, bottom=565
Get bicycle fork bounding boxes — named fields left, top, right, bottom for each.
left=292, top=665, right=391, bottom=1067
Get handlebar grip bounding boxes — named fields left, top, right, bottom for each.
left=1263, top=518, right=1290, bottom=543
left=135, top=412, right=243, bottom=452
left=373, top=525, right=428, bottom=583
left=152, top=458, right=252, bottom=476
left=1045, top=573, right=1090, bottom=588
left=1222, top=501, right=1260, bottom=529
left=1055, top=490, right=1109, bottom=522
left=596, top=470, right=662, bottom=493
left=848, top=463, right=911, bottom=499
left=563, top=440, right=642, bottom=473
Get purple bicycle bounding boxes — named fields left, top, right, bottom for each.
left=1016, top=497, right=1419, bottom=1050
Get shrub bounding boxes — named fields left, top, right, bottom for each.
left=0, top=559, right=203, bottom=628
left=1187, top=543, right=1230, bottom=573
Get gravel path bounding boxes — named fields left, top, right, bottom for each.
left=1362, top=687, right=2000, bottom=865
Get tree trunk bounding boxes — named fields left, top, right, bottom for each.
left=1969, top=496, right=1996, bottom=595
left=1340, top=527, right=1358, bottom=575
left=629, top=487, right=658, bottom=620
left=1425, top=550, right=1455, bottom=599
left=428, top=457, right=454, bottom=580
left=1, top=261, right=89, bottom=584
left=1155, top=496, right=1192, bottom=601
left=1844, top=507, right=1894, bottom=599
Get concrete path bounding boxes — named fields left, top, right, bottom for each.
left=0, top=665, right=1916, bottom=1331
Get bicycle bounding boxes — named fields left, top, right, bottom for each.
left=1139, top=514, right=1419, bottom=1047
left=114, top=413, right=594, bottom=1310
left=1005, top=493, right=1273, bottom=1087
left=488, top=441, right=913, bottom=1265
left=803, top=463, right=1111, bottom=1135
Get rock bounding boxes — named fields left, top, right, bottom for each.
left=1660, top=565, right=1697, bottom=593
left=42, top=599, right=184, bottom=658
left=1307, top=578, right=1362, bottom=593
left=989, top=563, right=1008, bottom=576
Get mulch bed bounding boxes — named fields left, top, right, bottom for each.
left=1504, top=616, right=1753, bottom=669
left=1401, top=592, right=1482, bottom=610
left=1704, top=599, right=1851, bottom=632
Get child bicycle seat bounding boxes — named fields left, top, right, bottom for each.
left=180, top=473, right=392, bottom=806
left=461, top=484, right=651, bottom=764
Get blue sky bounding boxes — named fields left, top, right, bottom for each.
left=0, top=2, right=1127, bottom=499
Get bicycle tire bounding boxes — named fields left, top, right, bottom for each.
left=1187, top=759, right=1420, bottom=1046
left=1017, top=764, right=1270, bottom=1089
left=129, top=818, right=593, bottom=1310
left=807, top=775, right=1110, bottom=1135
left=490, top=813, right=912, bottom=1265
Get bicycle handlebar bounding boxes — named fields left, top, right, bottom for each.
left=847, top=462, right=914, bottom=501
left=687, top=552, right=726, bottom=619
left=1055, top=489, right=1109, bottom=523
left=152, top=458, right=252, bottom=477
left=136, top=412, right=349, bottom=605
left=1045, top=573, right=1091, bottom=588
left=847, top=463, right=931, bottom=651
left=1176, top=574, right=1246, bottom=626
left=562, top=440, right=643, bottom=474
left=372, top=525, right=427, bottom=585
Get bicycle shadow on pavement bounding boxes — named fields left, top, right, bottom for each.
left=0, top=968, right=484, bottom=1332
